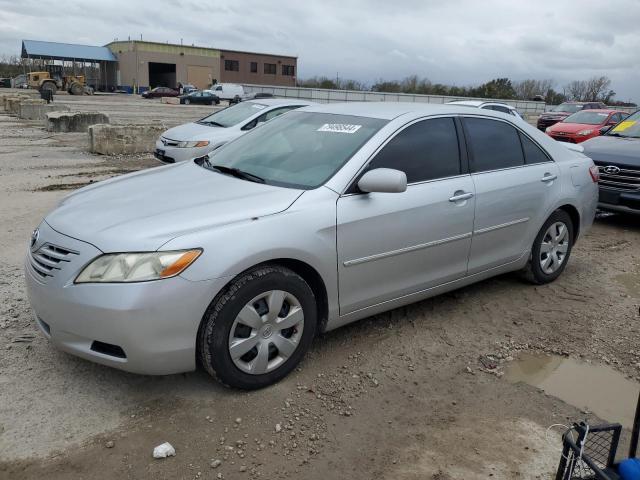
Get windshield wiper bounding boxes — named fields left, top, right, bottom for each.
left=606, top=132, right=626, bottom=137
left=208, top=164, right=265, bottom=183
left=198, top=120, right=225, bottom=127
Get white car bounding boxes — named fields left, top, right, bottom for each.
left=154, top=99, right=315, bottom=163
left=205, top=83, right=246, bottom=101
left=447, top=100, right=524, bottom=120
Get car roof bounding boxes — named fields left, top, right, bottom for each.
left=448, top=100, right=515, bottom=109
left=246, top=98, right=315, bottom=107
left=299, top=101, right=517, bottom=120
left=447, top=100, right=485, bottom=107
left=578, top=109, right=623, bottom=114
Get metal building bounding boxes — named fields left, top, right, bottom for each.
left=21, top=40, right=118, bottom=91
left=106, top=40, right=297, bottom=93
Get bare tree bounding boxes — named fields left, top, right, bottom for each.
left=513, top=79, right=555, bottom=100
left=584, top=76, right=612, bottom=102
left=565, top=80, right=588, bottom=101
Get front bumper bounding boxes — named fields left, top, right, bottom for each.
left=537, top=117, right=563, bottom=131
left=25, top=221, right=229, bottom=375
left=154, top=139, right=210, bottom=164
left=598, top=188, right=640, bottom=215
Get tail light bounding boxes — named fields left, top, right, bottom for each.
left=589, top=165, right=599, bottom=183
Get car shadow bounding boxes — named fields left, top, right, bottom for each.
left=595, top=211, right=639, bottom=231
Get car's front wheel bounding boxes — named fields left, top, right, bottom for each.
left=198, top=265, right=317, bottom=389
left=522, top=209, right=574, bottom=284
left=184, top=98, right=190, bottom=105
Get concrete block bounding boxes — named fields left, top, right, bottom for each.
left=5, top=96, right=30, bottom=114
left=161, top=97, right=180, bottom=105
left=18, top=102, right=70, bottom=121
left=46, top=112, right=110, bottom=133
left=88, top=124, right=166, bottom=155
left=1, top=94, right=30, bottom=111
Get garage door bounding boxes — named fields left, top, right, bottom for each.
left=187, top=66, right=213, bottom=90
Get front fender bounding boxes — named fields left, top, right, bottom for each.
left=163, top=187, right=340, bottom=320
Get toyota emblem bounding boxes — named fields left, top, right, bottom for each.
left=30, top=228, right=39, bottom=249
left=603, top=165, right=621, bottom=175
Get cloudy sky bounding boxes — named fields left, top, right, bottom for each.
left=1, top=0, right=638, bottom=101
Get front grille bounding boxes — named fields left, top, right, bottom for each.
left=551, top=135, right=575, bottom=143
left=597, top=165, right=640, bottom=192
left=538, top=118, right=562, bottom=130
left=29, top=243, right=78, bottom=280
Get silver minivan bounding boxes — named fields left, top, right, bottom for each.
left=25, top=103, right=598, bottom=389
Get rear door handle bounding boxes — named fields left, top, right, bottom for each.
left=541, top=173, right=558, bottom=183
left=449, top=192, right=474, bottom=202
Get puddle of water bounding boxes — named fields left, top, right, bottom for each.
left=505, top=353, right=640, bottom=428
left=616, top=273, right=640, bottom=298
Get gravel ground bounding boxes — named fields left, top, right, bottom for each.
left=0, top=95, right=638, bottom=479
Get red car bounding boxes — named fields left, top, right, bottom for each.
left=141, top=87, right=179, bottom=99
left=545, top=109, right=629, bottom=143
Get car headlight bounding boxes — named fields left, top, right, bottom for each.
left=577, top=129, right=593, bottom=136
left=75, top=249, right=202, bottom=283
left=545, top=127, right=552, bottom=133
left=177, top=140, right=210, bottom=148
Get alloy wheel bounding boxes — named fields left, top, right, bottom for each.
left=539, top=221, right=569, bottom=274
left=228, top=290, right=304, bottom=375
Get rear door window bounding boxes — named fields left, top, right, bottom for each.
left=367, top=117, right=461, bottom=183
left=463, top=118, right=524, bottom=172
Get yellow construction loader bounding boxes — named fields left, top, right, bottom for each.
left=27, top=65, right=85, bottom=95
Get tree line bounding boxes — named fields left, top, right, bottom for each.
left=297, top=75, right=636, bottom=107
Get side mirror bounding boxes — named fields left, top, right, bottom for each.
left=599, top=125, right=612, bottom=134
left=358, top=168, right=407, bottom=194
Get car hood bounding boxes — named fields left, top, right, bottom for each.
left=582, top=135, right=640, bottom=168
left=161, top=122, right=226, bottom=142
left=45, top=162, right=304, bottom=252
left=549, top=122, right=600, bottom=134
left=541, top=111, right=570, bottom=118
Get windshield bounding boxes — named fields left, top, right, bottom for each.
left=563, top=111, right=610, bottom=125
left=198, top=102, right=268, bottom=128
left=607, top=111, right=640, bottom=138
left=203, top=111, right=388, bottom=189
left=551, top=103, right=583, bottom=113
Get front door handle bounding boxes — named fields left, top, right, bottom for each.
left=449, top=192, right=474, bottom=202
left=541, top=173, right=558, bottom=183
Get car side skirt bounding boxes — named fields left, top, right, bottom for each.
left=325, top=250, right=530, bottom=331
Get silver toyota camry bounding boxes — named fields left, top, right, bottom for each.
left=25, top=102, right=599, bottom=389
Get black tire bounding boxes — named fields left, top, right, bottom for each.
left=40, top=81, right=57, bottom=95
left=197, top=265, right=317, bottom=389
left=184, top=98, right=190, bottom=105
left=521, top=210, right=574, bottom=284
left=69, top=82, right=83, bottom=95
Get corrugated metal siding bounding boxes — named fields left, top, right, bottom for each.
left=22, top=40, right=117, bottom=62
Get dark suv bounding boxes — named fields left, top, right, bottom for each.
left=582, top=110, right=640, bottom=215
left=537, top=101, right=607, bottom=131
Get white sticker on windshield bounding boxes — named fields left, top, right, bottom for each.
left=317, top=123, right=362, bottom=134
left=252, top=104, right=266, bottom=109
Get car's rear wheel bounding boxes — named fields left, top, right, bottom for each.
left=184, top=99, right=190, bottom=105
left=522, top=210, right=574, bottom=284
left=198, top=265, right=317, bottom=389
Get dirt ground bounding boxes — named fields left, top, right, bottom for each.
left=0, top=93, right=639, bottom=480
